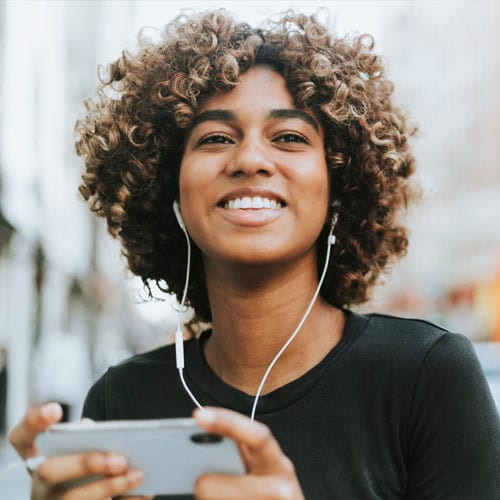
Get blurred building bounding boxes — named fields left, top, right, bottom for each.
left=0, top=1, right=177, bottom=435
left=368, top=2, right=500, bottom=341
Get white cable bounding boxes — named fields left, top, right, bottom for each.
left=176, top=326, right=204, bottom=410
left=174, top=203, right=204, bottom=410
left=173, top=198, right=337, bottom=419
left=177, top=217, right=191, bottom=332
left=249, top=228, right=335, bottom=421
left=179, top=368, right=204, bottom=410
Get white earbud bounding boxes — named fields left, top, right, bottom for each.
left=328, top=214, right=338, bottom=246
left=173, top=200, right=186, bottom=230
left=328, top=201, right=340, bottom=246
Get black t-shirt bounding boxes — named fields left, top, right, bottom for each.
left=83, top=311, right=500, bottom=499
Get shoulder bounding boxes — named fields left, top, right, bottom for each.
left=81, top=343, right=175, bottom=418
left=338, top=315, right=500, bottom=496
left=350, top=310, right=469, bottom=355
left=343, top=311, right=479, bottom=383
left=106, top=336, right=201, bottom=379
left=115, top=342, right=178, bottom=368
left=360, top=311, right=451, bottom=340
left=355, top=312, right=494, bottom=409
left=82, top=337, right=200, bottom=420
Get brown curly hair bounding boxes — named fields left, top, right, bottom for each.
left=76, top=10, right=416, bottom=323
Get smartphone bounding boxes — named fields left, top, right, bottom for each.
left=37, top=418, right=245, bottom=495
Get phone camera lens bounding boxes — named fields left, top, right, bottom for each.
left=190, top=432, right=223, bottom=444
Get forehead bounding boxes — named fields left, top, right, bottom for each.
left=196, top=66, right=294, bottom=113
left=192, top=66, right=322, bottom=135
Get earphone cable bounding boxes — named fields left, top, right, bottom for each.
left=178, top=220, right=191, bottom=330
left=173, top=201, right=337, bottom=420
left=175, top=212, right=205, bottom=410
left=249, top=228, right=334, bottom=421
left=178, top=367, right=204, bottom=410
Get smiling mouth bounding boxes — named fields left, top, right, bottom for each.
left=222, top=196, right=284, bottom=210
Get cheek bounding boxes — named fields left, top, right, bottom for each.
left=178, top=159, right=205, bottom=209
left=178, top=159, right=195, bottom=195
left=300, top=163, right=330, bottom=217
left=179, top=154, right=219, bottom=200
left=178, top=163, right=201, bottom=233
left=178, top=163, right=217, bottom=250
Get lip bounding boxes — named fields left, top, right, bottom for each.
left=216, top=187, right=286, bottom=207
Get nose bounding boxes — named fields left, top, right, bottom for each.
left=225, top=136, right=276, bottom=177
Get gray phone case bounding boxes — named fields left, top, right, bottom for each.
left=37, top=418, right=245, bottom=495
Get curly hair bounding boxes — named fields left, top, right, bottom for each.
left=76, top=9, right=416, bottom=323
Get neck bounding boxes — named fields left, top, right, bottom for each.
left=202, top=257, right=345, bottom=395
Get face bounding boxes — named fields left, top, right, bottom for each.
left=178, top=66, right=329, bottom=270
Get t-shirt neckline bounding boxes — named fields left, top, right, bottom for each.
left=184, top=310, right=368, bottom=416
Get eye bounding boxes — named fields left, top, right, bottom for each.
left=273, top=132, right=309, bottom=144
left=197, top=134, right=233, bottom=146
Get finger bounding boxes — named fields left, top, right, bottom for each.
left=8, top=402, right=63, bottom=459
left=117, top=497, right=153, bottom=500
left=31, top=472, right=53, bottom=500
left=53, top=469, right=143, bottom=500
left=195, top=473, right=297, bottom=500
left=237, top=442, right=252, bottom=472
left=121, top=496, right=153, bottom=500
left=194, top=407, right=287, bottom=474
left=36, top=452, right=128, bottom=484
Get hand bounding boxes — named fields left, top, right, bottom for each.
left=193, top=407, right=305, bottom=500
left=9, top=402, right=149, bottom=500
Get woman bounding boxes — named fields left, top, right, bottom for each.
left=10, top=10, right=500, bottom=499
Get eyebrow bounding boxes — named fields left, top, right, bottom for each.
left=191, top=109, right=236, bottom=128
left=266, top=109, right=319, bottom=132
left=190, top=108, right=319, bottom=132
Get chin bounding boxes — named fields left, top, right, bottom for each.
left=206, top=241, right=318, bottom=270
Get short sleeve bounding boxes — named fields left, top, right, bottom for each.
left=81, top=370, right=108, bottom=421
left=406, top=333, right=500, bottom=499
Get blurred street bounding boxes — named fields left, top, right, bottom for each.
left=1, top=1, right=500, bottom=497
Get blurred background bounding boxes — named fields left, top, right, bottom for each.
left=1, top=0, right=499, bottom=495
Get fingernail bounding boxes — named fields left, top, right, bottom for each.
left=25, top=455, right=46, bottom=473
left=107, top=454, right=127, bottom=472
left=40, top=402, right=62, bottom=420
left=195, top=408, right=217, bottom=425
left=127, top=469, right=143, bottom=483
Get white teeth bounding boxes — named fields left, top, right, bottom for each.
left=253, top=196, right=264, bottom=209
left=241, top=196, right=252, bottom=209
left=224, top=196, right=283, bottom=210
